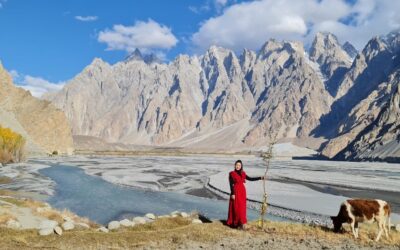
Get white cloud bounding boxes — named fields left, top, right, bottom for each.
left=75, top=15, right=98, bottom=22
left=10, top=70, right=65, bottom=97
left=9, top=70, right=20, bottom=79
left=189, top=0, right=233, bottom=14
left=191, top=0, right=400, bottom=52
left=98, top=19, right=178, bottom=55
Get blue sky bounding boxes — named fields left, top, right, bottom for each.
left=0, top=0, right=399, bottom=97
left=0, top=0, right=219, bottom=82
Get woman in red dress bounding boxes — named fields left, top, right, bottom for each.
left=227, top=160, right=264, bottom=229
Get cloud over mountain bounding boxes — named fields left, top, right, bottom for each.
left=191, top=0, right=400, bottom=52
left=98, top=19, right=178, bottom=54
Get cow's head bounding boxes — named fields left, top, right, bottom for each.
left=330, top=216, right=343, bottom=233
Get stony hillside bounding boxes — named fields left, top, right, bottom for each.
left=0, top=63, right=73, bottom=155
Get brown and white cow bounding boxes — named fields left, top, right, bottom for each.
left=331, top=199, right=391, bottom=242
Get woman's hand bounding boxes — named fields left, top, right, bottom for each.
left=231, top=195, right=235, bottom=200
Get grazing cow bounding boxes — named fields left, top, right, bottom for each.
left=331, top=199, right=391, bottom=242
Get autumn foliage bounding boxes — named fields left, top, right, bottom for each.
left=0, top=126, right=26, bottom=164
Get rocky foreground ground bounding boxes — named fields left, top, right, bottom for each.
left=1, top=190, right=400, bottom=250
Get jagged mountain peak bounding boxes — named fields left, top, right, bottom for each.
left=363, top=36, right=387, bottom=53
left=309, top=32, right=347, bottom=58
left=125, top=48, right=143, bottom=62
left=342, top=41, right=358, bottom=58
left=124, top=48, right=162, bottom=64
left=309, top=31, right=353, bottom=96
left=313, top=32, right=340, bottom=47
left=258, top=39, right=304, bottom=60
left=89, top=57, right=108, bottom=67
left=379, top=30, right=400, bottom=52
left=205, top=45, right=235, bottom=60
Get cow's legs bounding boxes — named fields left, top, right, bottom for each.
left=382, top=219, right=389, bottom=239
left=375, top=222, right=383, bottom=242
left=354, top=222, right=359, bottom=238
left=351, top=220, right=357, bottom=239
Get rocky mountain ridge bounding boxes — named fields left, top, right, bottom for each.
left=45, top=32, right=351, bottom=151
left=43, top=30, right=400, bottom=160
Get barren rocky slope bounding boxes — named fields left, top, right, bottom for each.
left=0, top=63, right=73, bottom=155
left=319, top=31, right=400, bottom=160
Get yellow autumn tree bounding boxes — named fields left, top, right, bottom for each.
left=0, top=126, right=26, bottom=164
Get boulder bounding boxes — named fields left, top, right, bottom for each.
left=62, top=221, right=75, bottom=231
left=133, top=217, right=147, bottom=224
left=396, top=224, right=400, bottom=232
left=192, top=219, right=202, bottom=224
left=97, top=226, right=109, bottom=233
left=120, top=219, right=134, bottom=227
left=108, top=221, right=120, bottom=230
left=63, top=216, right=73, bottom=222
left=39, top=228, right=54, bottom=236
left=39, top=220, right=58, bottom=230
left=6, top=219, right=21, bottom=229
left=170, top=211, right=180, bottom=216
left=54, top=226, right=63, bottom=235
left=145, top=213, right=156, bottom=220
left=180, top=212, right=189, bottom=218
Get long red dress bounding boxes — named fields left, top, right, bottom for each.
left=227, top=170, right=248, bottom=227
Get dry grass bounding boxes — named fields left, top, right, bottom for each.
left=37, top=209, right=65, bottom=224
left=0, top=212, right=16, bottom=224
left=33, top=207, right=98, bottom=227
left=248, top=220, right=400, bottom=246
left=0, top=218, right=240, bottom=250
left=0, top=197, right=26, bottom=207
left=0, top=218, right=398, bottom=249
